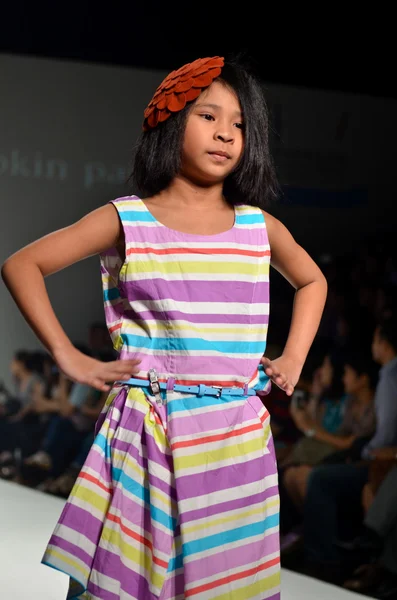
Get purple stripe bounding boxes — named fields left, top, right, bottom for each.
left=162, top=572, right=185, bottom=599
left=121, top=224, right=265, bottom=245
left=90, top=546, right=154, bottom=598
left=168, top=401, right=249, bottom=437
left=117, top=353, right=262, bottom=380
left=83, top=443, right=116, bottom=478
left=87, top=582, right=120, bottom=600
left=57, top=504, right=105, bottom=546
left=106, top=307, right=269, bottom=325
left=123, top=279, right=269, bottom=305
left=179, top=486, right=279, bottom=525
left=183, top=532, right=280, bottom=585
left=176, top=453, right=277, bottom=501
left=48, top=534, right=92, bottom=569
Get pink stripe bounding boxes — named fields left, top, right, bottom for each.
left=183, top=532, right=280, bottom=585
left=120, top=222, right=266, bottom=246
left=116, top=353, right=261, bottom=379
left=168, top=401, right=248, bottom=436
left=180, top=485, right=279, bottom=525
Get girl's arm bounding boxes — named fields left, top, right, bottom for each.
left=261, top=212, right=328, bottom=394
left=1, top=204, right=140, bottom=391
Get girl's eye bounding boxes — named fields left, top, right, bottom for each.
left=234, top=123, right=244, bottom=130
left=201, top=113, right=215, bottom=121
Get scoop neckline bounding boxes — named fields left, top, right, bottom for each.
left=136, top=195, right=237, bottom=239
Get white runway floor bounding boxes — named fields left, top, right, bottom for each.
left=0, top=479, right=370, bottom=599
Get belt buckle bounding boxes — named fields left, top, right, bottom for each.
left=148, top=369, right=162, bottom=404
left=212, top=386, right=223, bottom=398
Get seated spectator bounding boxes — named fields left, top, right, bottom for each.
left=37, top=432, right=96, bottom=497
left=340, top=456, right=397, bottom=598
left=282, top=350, right=377, bottom=516
left=278, top=350, right=347, bottom=537
left=303, top=314, right=397, bottom=573
left=24, top=380, right=102, bottom=471
left=23, top=349, right=113, bottom=478
left=0, top=350, right=44, bottom=466
left=280, top=350, right=348, bottom=469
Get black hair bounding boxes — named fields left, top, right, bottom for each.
left=377, top=314, right=397, bottom=353
left=344, top=349, right=379, bottom=389
left=322, top=351, right=346, bottom=401
left=13, top=350, right=36, bottom=372
left=129, top=56, right=279, bottom=209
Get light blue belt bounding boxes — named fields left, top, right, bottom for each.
left=118, top=371, right=256, bottom=399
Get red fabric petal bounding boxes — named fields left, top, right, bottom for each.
left=174, top=78, right=194, bottom=92
left=192, top=72, right=215, bottom=87
left=208, top=66, right=222, bottom=79
left=164, top=76, right=178, bottom=91
left=184, top=87, right=202, bottom=102
left=143, top=56, right=225, bottom=129
left=155, top=95, right=168, bottom=110
left=147, top=109, right=159, bottom=129
left=177, top=62, right=192, bottom=77
left=167, top=92, right=186, bottom=112
left=210, top=57, right=224, bottom=67
left=157, top=108, right=171, bottom=123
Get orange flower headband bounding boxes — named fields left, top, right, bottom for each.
left=143, top=56, right=225, bottom=131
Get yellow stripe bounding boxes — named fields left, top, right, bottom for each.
left=236, top=205, right=261, bottom=214
left=117, top=200, right=146, bottom=210
left=174, top=436, right=264, bottom=470
left=101, top=526, right=165, bottom=590
left=72, top=483, right=110, bottom=513
left=182, top=498, right=280, bottom=535
left=212, top=571, right=280, bottom=600
left=121, top=321, right=268, bottom=336
left=44, top=547, right=89, bottom=579
left=126, top=260, right=269, bottom=276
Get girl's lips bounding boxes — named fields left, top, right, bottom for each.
left=208, top=152, right=230, bottom=161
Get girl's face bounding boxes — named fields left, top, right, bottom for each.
left=320, top=355, right=333, bottom=388
left=181, top=81, right=244, bottom=184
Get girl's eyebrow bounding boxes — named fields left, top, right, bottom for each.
left=195, top=103, right=242, bottom=117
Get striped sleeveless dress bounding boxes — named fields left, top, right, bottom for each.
left=42, top=195, right=280, bottom=600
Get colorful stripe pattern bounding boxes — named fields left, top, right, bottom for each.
left=42, top=196, right=280, bottom=598
left=100, top=196, right=271, bottom=390
left=43, top=385, right=280, bottom=599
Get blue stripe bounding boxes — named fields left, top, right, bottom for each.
left=94, top=433, right=112, bottom=460
left=103, top=288, right=120, bottom=302
left=167, top=394, right=234, bottom=415
left=167, top=514, right=280, bottom=571
left=118, top=210, right=156, bottom=222
left=235, top=213, right=264, bottom=225
left=94, top=435, right=176, bottom=532
left=113, top=467, right=177, bottom=532
left=167, top=553, right=184, bottom=572
left=120, top=333, right=265, bottom=355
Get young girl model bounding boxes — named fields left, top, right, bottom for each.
left=2, top=56, right=327, bottom=599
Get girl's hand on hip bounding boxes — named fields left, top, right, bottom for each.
left=53, top=346, right=141, bottom=392
left=260, top=355, right=301, bottom=396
